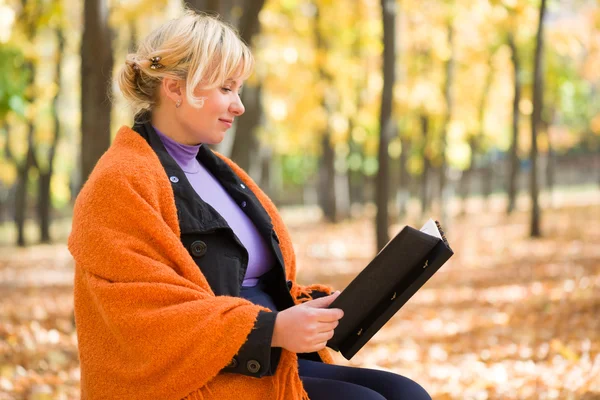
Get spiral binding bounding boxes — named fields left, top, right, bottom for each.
left=434, top=220, right=451, bottom=249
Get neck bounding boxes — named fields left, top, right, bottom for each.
left=151, top=106, right=200, bottom=146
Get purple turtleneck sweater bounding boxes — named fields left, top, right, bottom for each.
left=155, top=127, right=274, bottom=287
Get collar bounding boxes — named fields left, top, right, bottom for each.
left=153, top=126, right=202, bottom=174
left=131, top=119, right=274, bottom=237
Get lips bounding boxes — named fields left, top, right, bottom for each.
left=219, top=118, right=233, bottom=128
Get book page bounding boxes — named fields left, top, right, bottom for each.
left=420, top=218, right=442, bottom=240
left=376, top=218, right=441, bottom=257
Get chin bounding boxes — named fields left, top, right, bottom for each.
left=192, top=130, right=223, bottom=145
left=205, top=141, right=222, bottom=146
left=204, top=136, right=225, bottom=146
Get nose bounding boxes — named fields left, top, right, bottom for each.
left=229, top=96, right=245, bottom=116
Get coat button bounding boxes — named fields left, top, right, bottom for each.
left=241, top=201, right=247, bottom=208
left=190, top=240, right=207, bottom=257
left=169, top=176, right=179, bottom=183
left=246, top=360, right=260, bottom=374
left=226, top=357, right=238, bottom=369
left=240, top=183, right=246, bottom=189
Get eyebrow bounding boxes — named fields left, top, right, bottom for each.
left=225, top=78, right=244, bottom=87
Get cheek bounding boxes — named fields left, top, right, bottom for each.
left=183, top=105, right=209, bottom=122
left=206, top=95, right=229, bottom=112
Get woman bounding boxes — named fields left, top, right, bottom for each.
left=69, top=10, right=431, bottom=400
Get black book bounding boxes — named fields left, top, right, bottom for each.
left=327, top=219, right=454, bottom=360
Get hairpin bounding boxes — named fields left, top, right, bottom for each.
left=150, top=56, right=164, bottom=70
left=132, top=63, right=140, bottom=73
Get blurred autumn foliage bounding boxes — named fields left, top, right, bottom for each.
left=292, top=199, right=600, bottom=399
left=1, top=0, right=599, bottom=246
left=1, top=0, right=600, bottom=398
left=1, top=195, right=599, bottom=399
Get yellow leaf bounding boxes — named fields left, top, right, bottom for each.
left=550, top=339, right=579, bottom=362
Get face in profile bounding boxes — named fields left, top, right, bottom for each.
left=176, top=78, right=245, bottom=145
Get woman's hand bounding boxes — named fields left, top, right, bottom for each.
left=271, top=291, right=344, bottom=353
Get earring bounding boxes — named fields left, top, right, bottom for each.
left=175, top=99, right=182, bottom=108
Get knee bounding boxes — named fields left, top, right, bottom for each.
left=409, top=385, right=431, bottom=400
left=398, top=379, right=431, bottom=400
left=381, top=373, right=431, bottom=400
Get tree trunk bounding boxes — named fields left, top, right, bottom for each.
left=348, top=165, right=366, bottom=206
left=37, top=27, right=65, bottom=243
left=397, top=136, right=411, bottom=218
left=346, top=120, right=359, bottom=207
left=438, top=23, right=454, bottom=219
left=335, top=166, right=350, bottom=220
left=318, top=133, right=337, bottom=222
left=459, top=136, right=476, bottom=216
left=376, top=0, right=396, bottom=250
left=312, top=4, right=339, bottom=222
left=128, top=20, right=137, bottom=53
left=184, top=0, right=220, bottom=14
left=38, top=173, right=51, bottom=243
left=420, top=114, right=430, bottom=218
left=15, top=124, right=37, bottom=247
left=476, top=58, right=494, bottom=212
left=482, top=159, right=493, bottom=210
left=228, top=0, right=266, bottom=171
left=258, top=146, right=272, bottom=196
left=11, top=56, right=39, bottom=247
left=506, top=32, right=521, bottom=214
left=0, top=123, right=10, bottom=223
left=0, top=184, right=8, bottom=224
left=81, top=0, right=113, bottom=190
left=237, top=0, right=266, bottom=44
left=15, top=163, right=29, bottom=247
left=345, top=3, right=368, bottom=216
left=546, top=134, right=554, bottom=207
left=230, top=84, right=263, bottom=173
left=530, top=0, right=547, bottom=238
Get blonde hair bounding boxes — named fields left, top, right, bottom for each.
left=117, top=10, right=254, bottom=116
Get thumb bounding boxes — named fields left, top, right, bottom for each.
left=304, top=291, right=341, bottom=308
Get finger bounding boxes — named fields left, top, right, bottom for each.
left=308, top=341, right=329, bottom=353
left=303, top=291, right=341, bottom=308
left=317, top=341, right=329, bottom=351
left=316, top=320, right=339, bottom=333
left=313, top=329, right=335, bottom=343
left=312, top=308, right=344, bottom=322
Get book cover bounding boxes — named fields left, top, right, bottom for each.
left=327, top=219, right=454, bottom=359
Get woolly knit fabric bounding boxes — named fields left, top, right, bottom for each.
left=69, top=126, right=333, bottom=400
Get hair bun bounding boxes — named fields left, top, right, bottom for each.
left=117, top=53, right=159, bottom=114
left=114, top=11, right=253, bottom=117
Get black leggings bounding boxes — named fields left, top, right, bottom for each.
left=240, top=280, right=431, bottom=400
left=299, top=359, right=431, bottom=400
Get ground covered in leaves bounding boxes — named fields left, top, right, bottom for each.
left=0, top=199, right=599, bottom=399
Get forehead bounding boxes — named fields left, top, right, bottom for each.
left=225, top=65, right=247, bottom=84
left=225, top=77, right=243, bottom=86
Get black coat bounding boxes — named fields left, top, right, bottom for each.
left=134, top=121, right=324, bottom=377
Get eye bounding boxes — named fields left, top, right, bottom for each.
left=221, top=87, right=232, bottom=93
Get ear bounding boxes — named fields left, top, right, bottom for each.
left=161, top=77, right=183, bottom=104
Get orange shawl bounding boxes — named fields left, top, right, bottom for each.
left=69, top=126, right=333, bottom=400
